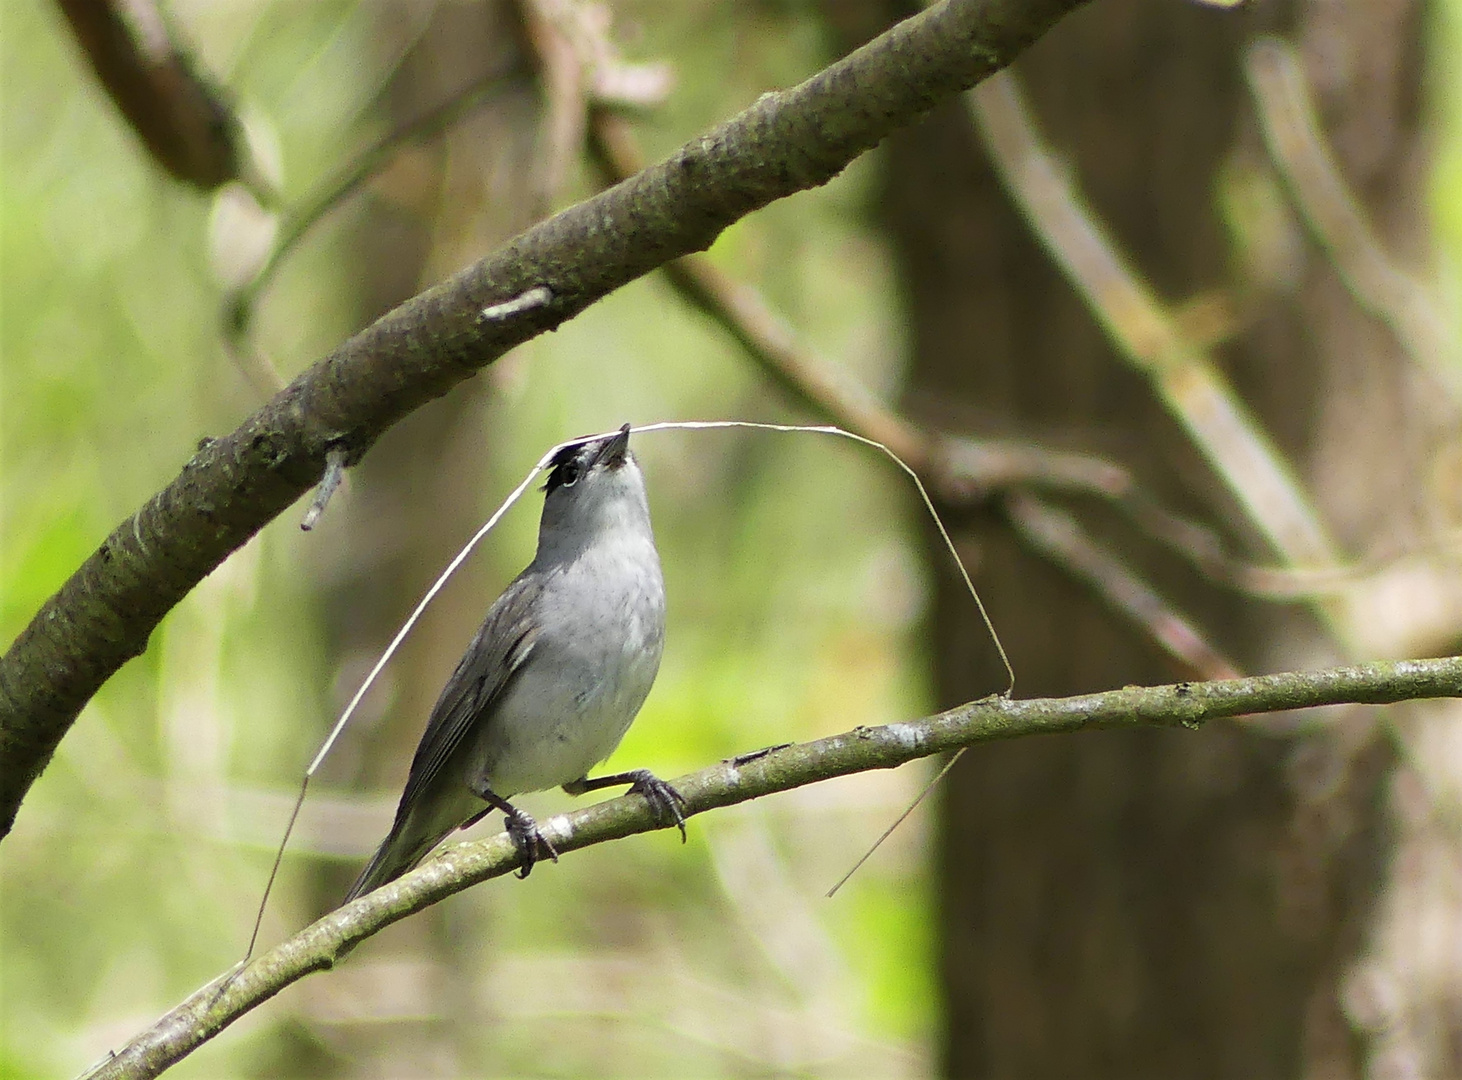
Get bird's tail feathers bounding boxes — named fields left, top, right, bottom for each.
left=344, top=818, right=455, bottom=904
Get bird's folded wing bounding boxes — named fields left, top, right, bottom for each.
left=389, top=570, right=547, bottom=821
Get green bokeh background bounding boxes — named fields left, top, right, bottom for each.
left=2, top=2, right=934, bottom=1076
left=4, top=1, right=1461, bottom=1077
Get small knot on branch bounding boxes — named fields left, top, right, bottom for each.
left=301, top=447, right=349, bottom=531
left=477, top=285, right=553, bottom=323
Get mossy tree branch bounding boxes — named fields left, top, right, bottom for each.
left=0, top=0, right=1090, bottom=837
left=82, top=656, right=1462, bottom=1080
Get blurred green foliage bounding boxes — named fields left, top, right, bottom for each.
left=1435, top=0, right=1462, bottom=324
left=10, top=1, right=1462, bottom=1076
left=2, top=1, right=935, bottom=1076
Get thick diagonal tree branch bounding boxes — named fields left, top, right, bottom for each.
left=81, top=656, right=1462, bottom=1080
left=0, top=0, right=1089, bottom=837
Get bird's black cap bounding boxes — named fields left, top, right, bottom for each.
left=544, top=424, right=631, bottom=494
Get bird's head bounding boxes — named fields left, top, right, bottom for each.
left=537, top=424, right=652, bottom=557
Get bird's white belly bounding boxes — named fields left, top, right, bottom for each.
left=475, top=640, right=661, bottom=796
left=462, top=537, right=665, bottom=798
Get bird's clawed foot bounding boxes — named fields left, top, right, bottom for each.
left=564, top=768, right=689, bottom=841
left=504, top=807, right=559, bottom=879
left=624, top=770, right=688, bottom=842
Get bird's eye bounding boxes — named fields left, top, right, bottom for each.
left=559, top=461, right=581, bottom=487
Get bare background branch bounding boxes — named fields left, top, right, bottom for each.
left=55, top=0, right=259, bottom=195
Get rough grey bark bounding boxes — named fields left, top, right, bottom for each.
left=0, top=0, right=1089, bottom=839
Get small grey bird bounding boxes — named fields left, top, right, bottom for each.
left=345, top=424, right=680, bottom=902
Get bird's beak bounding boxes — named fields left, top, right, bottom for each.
left=596, top=423, right=631, bottom=468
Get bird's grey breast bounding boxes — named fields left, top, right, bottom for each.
left=465, top=529, right=665, bottom=796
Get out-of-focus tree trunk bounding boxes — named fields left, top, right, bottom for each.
left=268, top=4, right=543, bottom=1076
left=831, top=0, right=1440, bottom=1077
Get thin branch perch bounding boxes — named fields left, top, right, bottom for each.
left=81, top=655, right=1462, bottom=1080
left=0, top=0, right=1089, bottom=838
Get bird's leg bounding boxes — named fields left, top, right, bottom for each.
left=467, top=780, right=558, bottom=879
left=564, top=770, right=688, bottom=841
